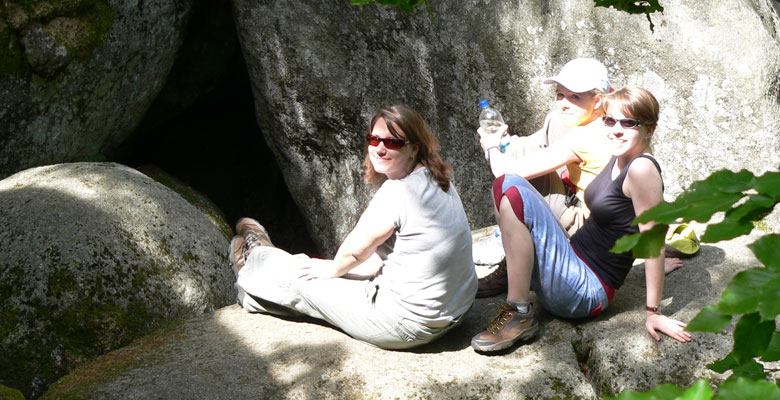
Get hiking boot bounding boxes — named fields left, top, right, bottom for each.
left=476, top=260, right=508, bottom=298
left=471, top=302, right=540, bottom=352
left=236, top=217, right=274, bottom=249
left=229, top=235, right=247, bottom=275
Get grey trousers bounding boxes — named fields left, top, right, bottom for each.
left=235, top=246, right=463, bottom=350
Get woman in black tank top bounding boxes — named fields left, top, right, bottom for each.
left=597, top=86, right=691, bottom=344
left=471, top=87, right=691, bottom=354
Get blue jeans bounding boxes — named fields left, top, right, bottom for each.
left=495, top=174, right=609, bottom=319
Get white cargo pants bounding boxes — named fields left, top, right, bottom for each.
left=235, top=246, right=462, bottom=350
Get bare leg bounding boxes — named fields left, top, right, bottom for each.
left=471, top=196, right=540, bottom=353
left=497, top=196, right=534, bottom=304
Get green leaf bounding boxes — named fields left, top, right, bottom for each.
left=610, top=224, right=667, bottom=257
left=593, top=0, right=664, bottom=14
left=686, top=305, right=732, bottom=333
left=707, top=169, right=756, bottom=193
left=758, top=276, right=780, bottom=321
left=677, top=380, right=713, bottom=400
left=760, top=331, right=780, bottom=362
left=701, top=195, right=775, bottom=242
left=606, top=383, right=684, bottom=399
left=700, top=218, right=755, bottom=243
left=707, top=353, right=738, bottom=373
left=635, top=193, right=743, bottom=225
left=729, top=358, right=767, bottom=381
left=716, top=377, right=779, bottom=400
left=749, top=234, right=780, bottom=271
left=754, top=170, right=780, bottom=198
left=718, top=268, right=774, bottom=315
left=674, top=179, right=721, bottom=202
left=606, top=380, right=715, bottom=400
left=612, top=231, right=641, bottom=253
left=732, top=313, right=774, bottom=364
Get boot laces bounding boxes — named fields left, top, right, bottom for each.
left=487, top=303, right=515, bottom=334
left=483, top=262, right=507, bottom=283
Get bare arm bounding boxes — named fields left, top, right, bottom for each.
left=625, top=157, right=691, bottom=343
left=483, top=134, right=580, bottom=179
left=299, top=198, right=395, bottom=280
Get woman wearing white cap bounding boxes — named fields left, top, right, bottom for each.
left=476, top=58, right=683, bottom=297
left=472, top=86, right=692, bottom=353
left=476, top=58, right=612, bottom=297
left=482, top=58, right=612, bottom=233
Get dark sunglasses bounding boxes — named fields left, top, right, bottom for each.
left=366, top=134, right=409, bottom=150
left=602, top=116, right=643, bottom=129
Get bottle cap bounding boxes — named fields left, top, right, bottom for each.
left=479, top=99, right=489, bottom=109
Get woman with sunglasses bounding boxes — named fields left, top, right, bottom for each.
left=229, top=105, right=477, bottom=349
left=477, top=59, right=683, bottom=298
left=471, top=86, right=692, bottom=353
left=481, top=58, right=612, bottom=236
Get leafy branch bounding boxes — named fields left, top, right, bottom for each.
left=593, top=0, right=664, bottom=32
left=609, top=169, right=780, bottom=399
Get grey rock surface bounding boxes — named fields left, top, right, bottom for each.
left=41, top=227, right=768, bottom=399
left=0, top=0, right=196, bottom=179
left=0, top=163, right=234, bottom=398
left=233, top=0, right=780, bottom=255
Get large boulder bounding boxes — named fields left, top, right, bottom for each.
left=38, top=227, right=770, bottom=399
left=233, top=0, right=780, bottom=255
left=0, top=0, right=196, bottom=179
left=0, top=163, right=234, bottom=398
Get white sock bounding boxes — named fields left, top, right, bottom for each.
left=509, top=301, right=530, bottom=314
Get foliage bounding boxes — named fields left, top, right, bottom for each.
left=594, top=0, right=664, bottom=32
left=611, top=169, right=780, bottom=399
left=593, top=0, right=664, bottom=14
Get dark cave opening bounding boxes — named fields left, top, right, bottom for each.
left=116, top=51, right=320, bottom=258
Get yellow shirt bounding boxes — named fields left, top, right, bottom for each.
left=563, top=125, right=611, bottom=208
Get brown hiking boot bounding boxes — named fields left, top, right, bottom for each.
left=476, top=260, right=508, bottom=298
left=236, top=217, right=274, bottom=248
left=229, top=235, right=247, bottom=274
left=471, top=302, right=540, bottom=352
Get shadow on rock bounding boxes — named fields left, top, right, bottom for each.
left=0, top=163, right=233, bottom=398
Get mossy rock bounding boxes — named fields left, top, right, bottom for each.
left=0, top=162, right=234, bottom=398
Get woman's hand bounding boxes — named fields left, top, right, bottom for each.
left=477, top=124, right=508, bottom=152
left=645, top=312, right=692, bottom=343
left=297, top=258, right=341, bottom=280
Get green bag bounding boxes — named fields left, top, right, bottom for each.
left=665, top=223, right=700, bottom=258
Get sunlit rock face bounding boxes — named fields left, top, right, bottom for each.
left=0, top=162, right=234, bottom=398
left=234, top=0, right=780, bottom=254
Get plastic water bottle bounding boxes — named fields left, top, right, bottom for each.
left=479, top=99, right=506, bottom=160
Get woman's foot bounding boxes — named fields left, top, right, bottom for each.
left=664, top=257, right=683, bottom=275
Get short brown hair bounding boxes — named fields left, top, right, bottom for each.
left=362, top=105, right=452, bottom=192
left=602, top=86, right=659, bottom=129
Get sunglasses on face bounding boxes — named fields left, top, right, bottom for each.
left=602, top=116, right=643, bottom=129
left=366, top=134, right=409, bottom=150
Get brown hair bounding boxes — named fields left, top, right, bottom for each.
left=362, top=105, right=452, bottom=192
left=602, top=86, right=659, bottom=130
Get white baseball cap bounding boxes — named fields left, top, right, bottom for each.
left=544, top=58, right=611, bottom=93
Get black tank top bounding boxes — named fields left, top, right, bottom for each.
left=570, top=154, right=662, bottom=289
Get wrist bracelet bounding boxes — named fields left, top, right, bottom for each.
left=646, top=305, right=660, bottom=313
